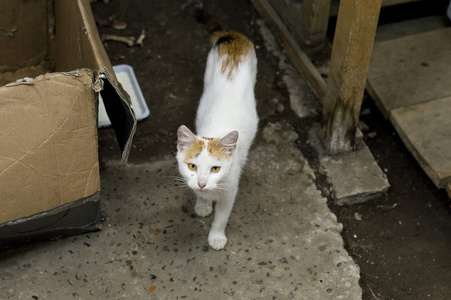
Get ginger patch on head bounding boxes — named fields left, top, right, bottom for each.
left=212, top=30, right=253, bottom=77
left=204, top=137, right=229, bottom=160
left=184, top=139, right=205, bottom=162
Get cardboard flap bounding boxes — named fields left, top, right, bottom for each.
left=98, top=70, right=137, bottom=162
left=54, top=0, right=136, bottom=163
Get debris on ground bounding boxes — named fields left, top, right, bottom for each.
left=135, top=30, right=146, bottom=47
left=95, top=15, right=127, bottom=30
left=102, top=34, right=135, bottom=47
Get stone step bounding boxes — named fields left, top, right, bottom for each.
left=368, top=27, right=451, bottom=118
left=391, top=96, right=451, bottom=189
left=367, top=26, right=451, bottom=195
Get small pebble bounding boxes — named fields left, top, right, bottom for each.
left=218, top=266, right=227, bottom=275
left=367, top=132, right=377, bottom=139
left=354, top=212, right=362, bottom=221
left=276, top=103, right=285, bottom=113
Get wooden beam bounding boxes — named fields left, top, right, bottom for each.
left=265, top=1, right=304, bottom=46
left=321, top=0, right=382, bottom=154
left=266, top=0, right=331, bottom=56
left=330, top=0, right=424, bottom=17
left=251, top=0, right=327, bottom=97
left=299, top=0, right=331, bottom=54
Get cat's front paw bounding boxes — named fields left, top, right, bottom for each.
left=208, top=232, right=227, bottom=250
left=195, top=203, right=213, bottom=217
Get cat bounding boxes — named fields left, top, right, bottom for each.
left=176, top=4, right=258, bottom=250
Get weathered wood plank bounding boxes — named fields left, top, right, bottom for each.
left=268, top=0, right=331, bottom=56
left=321, top=0, right=382, bottom=154
left=266, top=0, right=303, bottom=44
left=299, top=0, right=331, bottom=54
left=367, top=27, right=451, bottom=119
left=251, top=0, right=327, bottom=97
left=330, top=0, right=424, bottom=16
left=390, top=96, right=451, bottom=189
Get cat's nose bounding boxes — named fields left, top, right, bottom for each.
left=198, top=178, right=207, bottom=189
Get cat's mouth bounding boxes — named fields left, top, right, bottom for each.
left=195, top=186, right=214, bottom=193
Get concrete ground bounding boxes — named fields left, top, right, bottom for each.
left=0, top=137, right=361, bottom=299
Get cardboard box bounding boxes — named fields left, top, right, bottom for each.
left=0, top=0, right=136, bottom=248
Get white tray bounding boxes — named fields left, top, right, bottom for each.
left=98, top=64, right=149, bottom=128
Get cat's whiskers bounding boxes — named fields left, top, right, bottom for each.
left=166, top=175, right=192, bottom=191
left=212, top=184, right=230, bottom=196
left=169, top=184, right=192, bottom=192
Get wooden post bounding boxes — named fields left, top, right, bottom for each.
left=299, top=0, right=331, bottom=55
left=266, top=0, right=331, bottom=56
left=321, top=0, right=382, bottom=154
left=251, top=0, right=327, bottom=97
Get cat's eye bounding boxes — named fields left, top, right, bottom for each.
left=211, top=166, right=221, bottom=173
left=188, top=163, right=197, bottom=171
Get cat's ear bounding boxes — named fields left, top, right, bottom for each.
left=177, top=125, right=197, bottom=151
left=219, top=131, right=238, bottom=156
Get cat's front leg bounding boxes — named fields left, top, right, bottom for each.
left=195, top=195, right=213, bottom=217
left=208, top=190, right=236, bottom=250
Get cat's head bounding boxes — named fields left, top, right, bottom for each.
left=176, top=125, right=238, bottom=192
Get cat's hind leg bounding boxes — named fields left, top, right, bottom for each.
left=195, top=195, right=213, bottom=217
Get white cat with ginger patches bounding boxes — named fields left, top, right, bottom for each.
left=176, top=6, right=258, bottom=250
